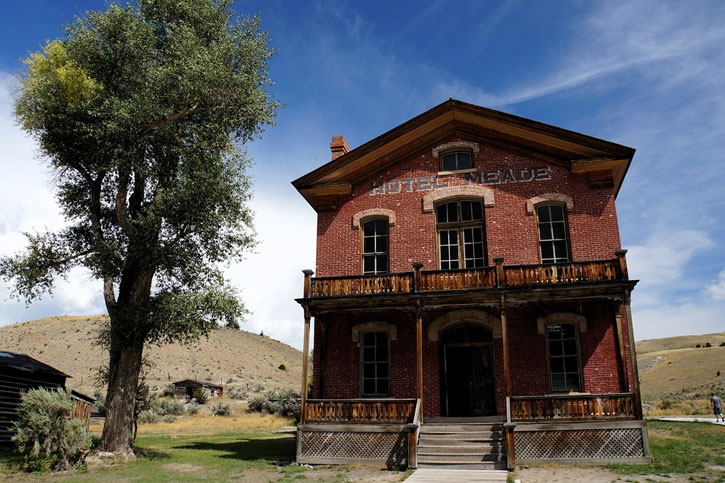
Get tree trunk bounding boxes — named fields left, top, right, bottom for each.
left=99, top=342, right=144, bottom=454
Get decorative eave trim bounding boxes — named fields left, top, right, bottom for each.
left=352, top=321, right=398, bottom=342
left=423, top=185, right=494, bottom=212
left=432, top=141, right=480, bottom=157
left=428, top=310, right=502, bottom=341
left=352, top=208, right=396, bottom=228
left=526, top=193, right=574, bottom=215
left=537, top=313, right=587, bottom=334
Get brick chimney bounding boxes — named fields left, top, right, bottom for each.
left=330, top=135, right=349, bottom=160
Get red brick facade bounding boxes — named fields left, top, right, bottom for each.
left=297, top=101, right=639, bottom=420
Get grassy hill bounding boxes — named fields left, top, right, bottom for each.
left=637, top=332, right=725, bottom=414
left=0, top=315, right=302, bottom=398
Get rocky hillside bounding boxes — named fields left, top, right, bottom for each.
left=0, top=315, right=302, bottom=398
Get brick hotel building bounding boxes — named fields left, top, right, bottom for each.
left=292, top=100, right=650, bottom=469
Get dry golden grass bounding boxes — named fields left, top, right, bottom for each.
left=0, top=315, right=302, bottom=397
left=637, top=332, right=725, bottom=354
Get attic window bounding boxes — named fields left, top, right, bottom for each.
left=441, top=151, right=472, bottom=171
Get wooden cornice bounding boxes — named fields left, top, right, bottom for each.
left=293, top=99, right=636, bottom=210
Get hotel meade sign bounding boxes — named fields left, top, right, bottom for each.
left=369, top=166, right=551, bottom=196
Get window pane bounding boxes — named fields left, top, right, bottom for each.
left=437, top=204, right=448, bottom=223
left=565, top=373, right=580, bottom=391
left=376, top=235, right=387, bottom=252
left=539, top=224, right=552, bottom=241
left=363, top=221, right=374, bottom=236
left=564, top=356, right=579, bottom=372
left=554, top=241, right=568, bottom=261
left=363, top=363, right=375, bottom=378
left=551, top=374, right=566, bottom=392
left=550, top=205, right=564, bottom=221
left=364, top=237, right=375, bottom=253
left=541, top=242, right=554, bottom=260
left=549, top=340, right=563, bottom=356
left=377, top=379, right=389, bottom=395
left=550, top=357, right=564, bottom=373
left=363, top=332, right=375, bottom=346
left=449, top=245, right=458, bottom=263
left=375, top=219, right=387, bottom=234
left=457, top=152, right=472, bottom=169
left=447, top=202, right=458, bottom=222
left=563, top=339, right=577, bottom=355
left=442, top=153, right=456, bottom=171
left=472, top=202, right=483, bottom=220
left=376, top=255, right=388, bottom=273
left=363, top=379, right=375, bottom=395
left=547, top=325, right=562, bottom=339
left=537, top=206, right=550, bottom=222
left=461, top=201, right=472, bottom=221
left=377, top=363, right=389, bottom=378
left=552, top=222, right=566, bottom=240
left=561, top=324, right=576, bottom=339
left=363, top=256, right=375, bottom=273
left=465, top=243, right=473, bottom=258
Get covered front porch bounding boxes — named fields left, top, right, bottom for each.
left=295, top=253, right=650, bottom=467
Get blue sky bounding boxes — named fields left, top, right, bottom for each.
left=1, top=0, right=724, bottom=348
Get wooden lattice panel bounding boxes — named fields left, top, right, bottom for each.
left=300, top=430, right=407, bottom=464
left=515, top=428, right=645, bottom=460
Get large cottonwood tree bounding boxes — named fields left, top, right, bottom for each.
left=2, top=0, right=276, bottom=455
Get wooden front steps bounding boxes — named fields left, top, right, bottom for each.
left=417, top=423, right=506, bottom=470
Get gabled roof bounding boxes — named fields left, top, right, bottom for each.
left=172, top=379, right=222, bottom=389
left=0, top=351, right=69, bottom=377
left=292, top=99, right=635, bottom=211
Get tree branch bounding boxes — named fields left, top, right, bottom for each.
left=115, top=167, right=136, bottom=239
left=141, top=102, right=200, bottom=135
left=90, top=173, right=106, bottom=243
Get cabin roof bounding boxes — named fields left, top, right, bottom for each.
left=172, top=379, right=222, bottom=389
left=0, top=351, right=69, bottom=377
left=292, top=99, right=635, bottom=211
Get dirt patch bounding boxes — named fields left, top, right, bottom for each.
left=164, top=463, right=205, bottom=473
left=514, top=466, right=703, bottom=482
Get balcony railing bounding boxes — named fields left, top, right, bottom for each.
left=510, top=393, right=636, bottom=421
left=303, top=251, right=629, bottom=299
left=303, top=398, right=417, bottom=424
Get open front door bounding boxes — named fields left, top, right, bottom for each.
left=442, top=325, right=496, bottom=416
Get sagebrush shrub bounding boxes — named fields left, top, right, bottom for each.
left=192, top=388, right=208, bottom=404
left=247, top=389, right=301, bottom=420
left=211, top=402, right=231, bottom=416
left=12, top=387, right=92, bottom=471
left=187, top=402, right=200, bottom=415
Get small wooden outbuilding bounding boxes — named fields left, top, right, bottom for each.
left=172, top=379, right=223, bottom=399
left=0, top=351, right=68, bottom=442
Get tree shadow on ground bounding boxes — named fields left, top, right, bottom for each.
left=174, top=435, right=296, bottom=464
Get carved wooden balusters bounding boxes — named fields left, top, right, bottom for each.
left=510, top=393, right=636, bottom=421
left=304, top=399, right=416, bottom=424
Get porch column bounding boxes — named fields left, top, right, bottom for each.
left=499, top=290, right=515, bottom=470
left=300, top=269, right=314, bottom=424
left=614, top=311, right=630, bottom=392
left=624, top=289, right=644, bottom=419
left=413, top=263, right=424, bottom=421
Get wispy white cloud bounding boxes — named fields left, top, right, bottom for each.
left=705, top=269, right=725, bottom=301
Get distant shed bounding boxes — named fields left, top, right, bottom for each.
left=0, top=351, right=68, bottom=443
left=173, top=379, right=223, bottom=399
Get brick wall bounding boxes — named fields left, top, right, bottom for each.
left=315, top=137, right=621, bottom=276
left=313, top=301, right=629, bottom=418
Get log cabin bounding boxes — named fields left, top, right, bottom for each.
left=292, top=99, right=651, bottom=470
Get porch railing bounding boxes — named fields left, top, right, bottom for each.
left=303, top=252, right=628, bottom=298
left=303, top=398, right=417, bottom=424
left=510, top=393, right=636, bottom=421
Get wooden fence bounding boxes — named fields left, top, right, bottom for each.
left=303, top=399, right=417, bottom=424
left=510, top=393, right=636, bottom=421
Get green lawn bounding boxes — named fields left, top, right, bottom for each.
left=607, top=420, right=725, bottom=480
left=0, top=432, right=371, bottom=482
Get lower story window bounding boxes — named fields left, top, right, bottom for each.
left=361, top=331, right=390, bottom=396
left=546, top=323, right=582, bottom=392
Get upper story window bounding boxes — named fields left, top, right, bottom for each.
left=361, top=331, right=390, bottom=396
left=546, top=323, right=582, bottom=392
left=436, top=200, right=486, bottom=270
left=362, top=219, right=388, bottom=274
left=440, top=151, right=473, bottom=171
left=536, top=204, right=570, bottom=264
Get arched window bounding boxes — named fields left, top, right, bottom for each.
left=362, top=219, right=388, bottom=274
left=436, top=200, right=486, bottom=269
left=361, top=331, right=390, bottom=396
left=440, top=151, right=473, bottom=171
left=546, top=323, right=582, bottom=392
left=536, top=204, right=570, bottom=264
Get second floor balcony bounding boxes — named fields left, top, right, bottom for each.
left=301, top=250, right=632, bottom=300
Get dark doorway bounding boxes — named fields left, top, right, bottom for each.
left=442, top=324, right=496, bottom=416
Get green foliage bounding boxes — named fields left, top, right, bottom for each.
left=162, top=414, right=177, bottom=423
left=248, top=389, right=301, bottom=420
left=1, top=0, right=277, bottom=451
left=159, top=398, right=185, bottom=416
left=161, top=384, right=175, bottom=397
left=704, top=342, right=712, bottom=347
left=12, top=388, right=92, bottom=471
left=210, top=402, right=231, bottom=416
left=226, top=387, right=247, bottom=400
left=137, top=410, right=161, bottom=424
left=186, top=402, right=200, bottom=415
left=192, top=388, right=209, bottom=404
left=278, top=364, right=286, bottom=371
